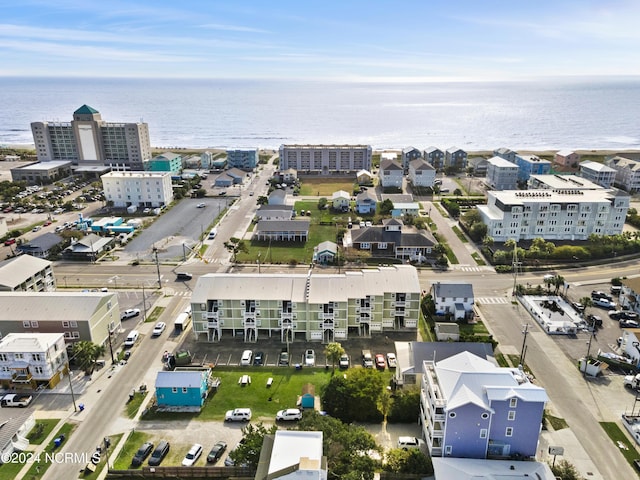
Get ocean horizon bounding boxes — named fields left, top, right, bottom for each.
left=1, top=76, right=640, bottom=152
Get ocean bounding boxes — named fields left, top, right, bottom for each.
left=1, top=76, right=640, bottom=151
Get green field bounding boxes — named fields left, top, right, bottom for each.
left=142, top=368, right=335, bottom=422
left=298, top=178, right=356, bottom=196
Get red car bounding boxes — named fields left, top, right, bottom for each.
left=43, top=220, right=52, bottom=226
left=375, top=354, right=386, bottom=370
left=4, top=238, right=16, bottom=246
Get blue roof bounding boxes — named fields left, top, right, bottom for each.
left=74, top=104, right=99, bottom=115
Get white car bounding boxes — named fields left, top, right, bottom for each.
left=386, top=353, right=397, bottom=368
left=196, top=203, right=206, bottom=208
left=225, top=408, right=252, bottom=422
left=304, top=349, right=315, bottom=367
left=240, top=350, right=253, bottom=366
left=120, top=308, right=141, bottom=320
left=276, top=408, right=303, bottom=421
left=152, top=322, right=166, bottom=336
left=181, top=443, right=203, bottom=466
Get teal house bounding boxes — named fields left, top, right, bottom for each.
left=145, top=152, right=183, bottom=174
left=155, top=370, right=209, bottom=408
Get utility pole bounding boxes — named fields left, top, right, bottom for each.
left=152, top=246, right=162, bottom=288
left=107, top=325, right=115, bottom=365
left=519, top=324, right=529, bottom=366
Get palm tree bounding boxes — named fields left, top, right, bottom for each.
left=72, top=341, right=105, bottom=374
left=324, top=342, right=346, bottom=373
left=580, top=296, right=594, bottom=324
left=553, top=275, right=565, bottom=295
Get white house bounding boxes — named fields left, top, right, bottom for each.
left=0, top=412, right=36, bottom=460
left=486, top=156, right=518, bottom=191
left=0, top=333, right=68, bottom=390
left=0, top=255, right=56, bottom=292
left=379, top=159, right=404, bottom=188
left=431, top=282, right=474, bottom=320
left=258, top=430, right=327, bottom=480
left=331, top=190, right=350, bottom=211
left=356, top=169, right=373, bottom=185
left=408, top=159, right=436, bottom=188
left=101, top=171, right=173, bottom=208
left=579, top=160, right=616, bottom=188
left=268, top=189, right=288, bottom=206
left=313, top=241, right=337, bottom=264
left=606, top=156, right=640, bottom=193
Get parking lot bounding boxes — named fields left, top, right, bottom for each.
left=179, top=329, right=417, bottom=371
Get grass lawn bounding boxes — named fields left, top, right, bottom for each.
left=471, top=252, right=486, bottom=266
left=113, top=431, right=151, bottom=470
left=600, top=421, right=640, bottom=467
left=459, top=320, right=490, bottom=336
left=125, top=391, right=149, bottom=418
left=451, top=225, right=468, bottom=243
left=142, top=368, right=334, bottom=422
left=236, top=200, right=346, bottom=264
left=27, top=419, right=60, bottom=445
left=299, top=178, right=356, bottom=196
left=22, top=422, right=77, bottom=480
left=145, top=306, right=165, bottom=323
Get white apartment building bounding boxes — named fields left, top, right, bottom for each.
left=528, top=174, right=602, bottom=191
left=379, top=159, right=404, bottom=188
left=190, top=266, right=421, bottom=343
left=0, top=333, right=67, bottom=389
left=279, top=145, right=372, bottom=174
left=408, top=159, right=436, bottom=187
left=579, top=160, right=616, bottom=188
left=101, top=171, right=173, bottom=208
left=606, top=156, right=640, bottom=193
left=31, top=104, right=151, bottom=170
left=485, top=156, right=518, bottom=191
left=477, top=188, right=630, bottom=242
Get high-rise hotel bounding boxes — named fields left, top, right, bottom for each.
left=31, top=105, right=152, bottom=170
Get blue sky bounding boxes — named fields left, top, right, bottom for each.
left=1, top=0, right=639, bottom=80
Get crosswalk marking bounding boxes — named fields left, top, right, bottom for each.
left=475, top=297, right=509, bottom=305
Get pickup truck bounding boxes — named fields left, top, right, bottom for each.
left=0, top=393, right=33, bottom=407
left=624, top=373, right=640, bottom=390
left=362, top=350, right=373, bottom=368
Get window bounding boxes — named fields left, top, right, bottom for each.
left=448, top=412, right=456, bottom=418
left=506, top=427, right=513, bottom=437
left=32, top=353, right=42, bottom=362
left=15, top=353, right=24, bottom=360
left=480, top=429, right=488, bottom=438
left=0, top=353, right=7, bottom=362
left=508, top=411, right=516, bottom=421
left=31, top=321, right=39, bottom=328
left=63, top=321, right=70, bottom=328
left=481, top=412, right=489, bottom=419
left=72, top=332, right=80, bottom=339
left=70, top=321, right=78, bottom=328
left=444, top=446, right=452, bottom=455
left=23, top=321, right=31, bottom=328
left=182, top=387, right=188, bottom=393
left=172, top=387, right=178, bottom=393
left=509, top=398, right=517, bottom=408
left=34, top=366, right=44, bottom=375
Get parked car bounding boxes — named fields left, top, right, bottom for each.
left=225, top=408, right=252, bottom=422
left=609, top=310, right=623, bottom=320
left=375, top=354, right=386, bottom=370
left=240, top=350, right=253, bottom=366
left=196, top=203, right=206, bottom=208
left=386, top=353, right=397, bottom=368
left=621, top=319, right=640, bottom=329
left=206, top=441, right=227, bottom=464
left=571, top=302, right=585, bottom=313
left=152, top=322, right=166, bottom=336
left=304, top=349, right=315, bottom=367
left=148, top=440, right=170, bottom=466
left=224, top=439, right=247, bottom=467
left=253, top=351, right=264, bottom=366
left=121, top=308, right=141, bottom=320
left=278, top=349, right=289, bottom=366
left=593, top=298, right=616, bottom=310
left=131, top=442, right=154, bottom=467
left=276, top=408, right=303, bottom=421
left=339, top=354, right=350, bottom=369
left=4, top=238, right=16, bottom=246
left=397, top=436, right=424, bottom=450
left=181, top=443, right=203, bottom=466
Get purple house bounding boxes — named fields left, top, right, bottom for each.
left=420, top=351, right=547, bottom=459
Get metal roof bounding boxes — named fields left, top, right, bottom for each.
left=0, top=255, right=52, bottom=290
left=0, top=292, right=115, bottom=321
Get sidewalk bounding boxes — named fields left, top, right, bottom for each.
left=420, top=200, right=477, bottom=266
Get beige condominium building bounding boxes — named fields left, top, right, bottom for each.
left=0, top=255, right=56, bottom=292
left=279, top=144, right=372, bottom=174
left=191, top=266, right=421, bottom=343
left=31, top=104, right=152, bottom=170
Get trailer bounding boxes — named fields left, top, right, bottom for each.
left=174, top=312, right=191, bottom=333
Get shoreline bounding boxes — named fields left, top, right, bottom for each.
left=3, top=143, right=640, bottom=158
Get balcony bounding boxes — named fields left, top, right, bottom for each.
left=207, top=321, right=220, bottom=329
left=394, top=310, right=406, bottom=316
left=393, top=301, right=406, bottom=308
left=320, top=312, right=334, bottom=320
left=281, top=311, right=293, bottom=320
left=357, top=305, right=371, bottom=314
left=12, top=372, right=33, bottom=383
left=205, top=311, right=218, bottom=320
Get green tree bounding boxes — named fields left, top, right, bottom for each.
left=550, top=459, right=582, bottom=480
left=324, top=342, right=345, bottom=373
left=224, top=237, right=247, bottom=262
left=318, top=197, right=328, bottom=210
left=257, top=195, right=268, bottom=205
left=379, top=198, right=394, bottom=215
left=482, top=235, right=495, bottom=248
left=297, top=412, right=381, bottom=480
left=72, top=341, right=105, bottom=374
left=384, top=448, right=433, bottom=475
left=230, top=422, right=277, bottom=470
left=321, top=368, right=385, bottom=422
left=580, top=296, right=594, bottom=323
left=453, top=188, right=462, bottom=196
left=387, top=387, right=421, bottom=422
left=553, top=274, right=565, bottom=295
left=469, top=221, right=488, bottom=242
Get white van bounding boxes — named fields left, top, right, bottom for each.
left=397, top=436, right=424, bottom=450
left=240, top=350, right=253, bottom=366
left=124, top=330, right=139, bottom=348
left=208, top=228, right=217, bottom=240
